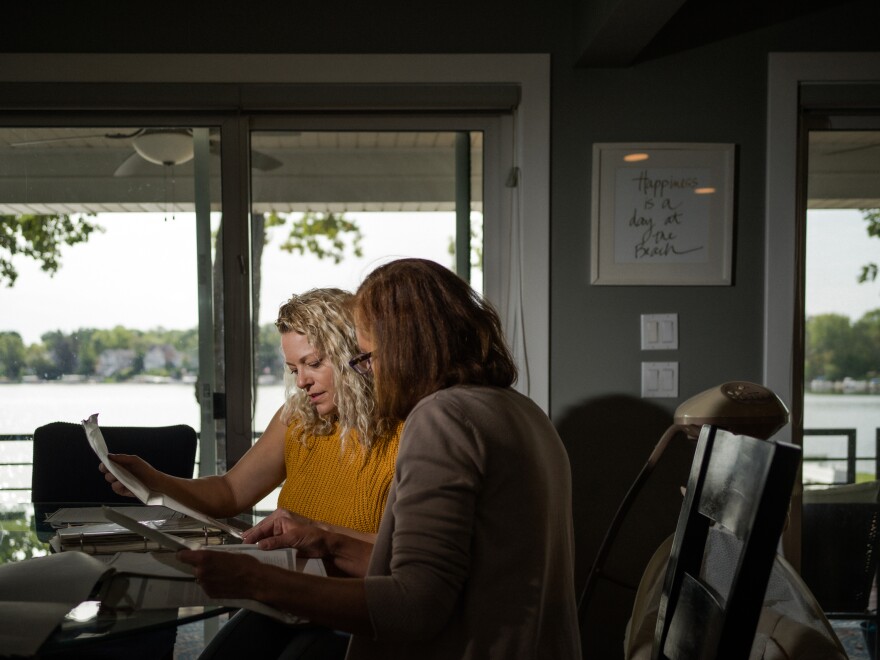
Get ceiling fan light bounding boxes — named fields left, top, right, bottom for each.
left=133, top=131, right=194, bottom=166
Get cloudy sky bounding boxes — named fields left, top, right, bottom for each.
left=0, top=207, right=876, bottom=346
left=0, top=211, right=464, bottom=345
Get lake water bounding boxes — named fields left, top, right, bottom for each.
left=803, top=393, right=880, bottom=454
left=0, top=382, right=287, bottom=434
left=2, top=385, right=879, bottom=497
left=0, top=382, right=287, bottom=506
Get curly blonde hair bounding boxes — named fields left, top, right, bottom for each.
left=275, top=288, right=390, bottom=449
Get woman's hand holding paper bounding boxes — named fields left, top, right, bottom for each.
left=98, top=453, right=158, bottom=498
left=243, top=508, right=374, bottom=578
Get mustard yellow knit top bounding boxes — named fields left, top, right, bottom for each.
left=276, top=420, right=403, bottom=534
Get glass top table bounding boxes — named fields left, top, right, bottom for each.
left=0, top=502, right=250, bottom=657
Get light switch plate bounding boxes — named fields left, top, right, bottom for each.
left=642, top=361, right=679, bottom=398
left=641, top=313, right=678, bottom=350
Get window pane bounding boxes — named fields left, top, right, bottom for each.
left=803, top=129, right=880, bottom=487
left=249, top=129, right=483, bottom=511
left=0, top=127, right=222, bottom=502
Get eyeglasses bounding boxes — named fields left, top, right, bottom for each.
left=348, top=351, right=373, bottom=375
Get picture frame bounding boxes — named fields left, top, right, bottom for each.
left=590, top=142, right=735, bottom=286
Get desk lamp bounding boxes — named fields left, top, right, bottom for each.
left=578, top=380, right=790, bottom=612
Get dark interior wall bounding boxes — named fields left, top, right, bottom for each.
left=3, top=1, right=880, bottom=657
left=557, top=3, right=880, bottom=657
left=0, top=0, right=562, bottom=54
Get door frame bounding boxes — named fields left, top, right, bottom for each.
left=765, top=52, right=880, bottom=562
left=765, top=52, right=880, bottom=446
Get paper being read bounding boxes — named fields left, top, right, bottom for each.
left=82, top=413, right=242, bottom=538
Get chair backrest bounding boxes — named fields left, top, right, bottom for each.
left=652, top=424, right=801, bottom=660
left=31, top=420, right=198, bottom=505
left=801, top=480, right=880, bottom=614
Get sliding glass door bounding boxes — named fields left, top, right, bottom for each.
left=802, top=123, right=880, bottom=486
left=0, top=124, right=224, bottom=503
left=0, top=107, right=508, bottom=505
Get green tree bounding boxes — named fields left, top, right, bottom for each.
left=25, top=343, right=54, bottom=380
left=858, top=208, right=880, bottom=285
left=266, top=211, right=363, bottom=264
left=851, top=308, right=880, bottom=380
left=804, top=313, right=854, bottom=382
left=91, top=325, right=138, bottom=351
left=257, top=322, right=284, bottom=377
left=447, top=222, right=484, bottom=274
left=0, top=214, right=102, bottom=287
left=39, top=330, right=80, bottom=379
left=172, top=327, right=200, bottom=374
left=0, top=331, right=26, bottom=380
left=73, top=328, right=98, bottom=375
left=0, top=517, right=47, bottom=563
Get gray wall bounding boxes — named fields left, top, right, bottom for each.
left=4, top=1, right=879, bottom=656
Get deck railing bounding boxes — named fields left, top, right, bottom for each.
left=0, top=432, right=281, bottom=516
left=3, top=427, right=878, bottom=499
left=802, top=428, right=880, bottom=485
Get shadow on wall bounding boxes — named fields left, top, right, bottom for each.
left=557, top=394, right=696, bottom=660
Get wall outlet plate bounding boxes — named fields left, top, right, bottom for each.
left=642, top=361, right=679, bottom=398
left=641, top=313, right=678, bottom=350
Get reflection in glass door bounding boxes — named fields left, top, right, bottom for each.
left=0, top=126, right=223, bottom=502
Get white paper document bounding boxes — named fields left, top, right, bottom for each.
left=101, top=508, right=326, bottom=625
left=0, top=521, right=326, bottom=653
left=0, top=551, right=113, bottom=656
left=102, top=506, right=201, bottom=551
left=82, top=413, right=242, bottom=538
left=44, top=505, right=183, bottom=526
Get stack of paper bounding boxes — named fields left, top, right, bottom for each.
left=98, top=506, right=326, bottom=624
left=50, top=517, right=228, bottom=554
left=81, top=413, right=243, bottom=538
left=39, top=414, right=248, bottom=554
left=0, top=551, right=114, bottom=656
left=44, top=505, right=235, bottom=554
left=1, top=525, right=326, bottom=655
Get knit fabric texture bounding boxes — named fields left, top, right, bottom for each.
left=276, top=421, right=402, bottom=534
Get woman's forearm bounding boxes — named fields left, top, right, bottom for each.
left=178, top=549, right=374, bottom=636
left=253, top=567, right=373, bottom=635
left=149, top=409, right=287, bottom=517
left=149, top=472, right=243, bottom=518
left=324, top=530, right=375, bottom=577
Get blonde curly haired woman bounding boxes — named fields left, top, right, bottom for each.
left=101, top=287, right=401, bottom=534
left=100, top=288, right=403, bottom=659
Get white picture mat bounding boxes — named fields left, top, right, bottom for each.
left=590, top=142, right=735, bottom=285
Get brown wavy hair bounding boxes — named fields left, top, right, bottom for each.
left=353, top=258, right=517, bottom=420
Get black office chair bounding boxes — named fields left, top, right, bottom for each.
left=28, top=421, right=198, bottom=660
left=31, top=420, right=198, bottom=511
left=651, top=424, right=801, bottom=660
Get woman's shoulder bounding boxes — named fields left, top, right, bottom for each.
left=410, top=385, right=546, bottom=424
left=419, top=384, right=516, bottom=406
left=364, top=420, right=404, bottom=455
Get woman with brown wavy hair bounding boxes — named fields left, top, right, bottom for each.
left=179, top=259, right=581, bottom=660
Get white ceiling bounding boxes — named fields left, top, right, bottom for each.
left=0, top=128, right=484, bottom=215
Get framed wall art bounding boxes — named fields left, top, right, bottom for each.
left=590, top=142, right=735, bottom=285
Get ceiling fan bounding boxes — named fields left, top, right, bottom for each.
left=10, top=128, right=283, bottom=176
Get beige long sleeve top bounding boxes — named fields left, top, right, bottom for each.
left=347, top=385, right=582, bottom=660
